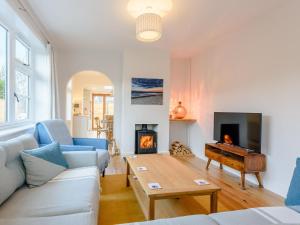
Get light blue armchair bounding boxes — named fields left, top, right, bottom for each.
left=34, top=119, right=110, bottom=176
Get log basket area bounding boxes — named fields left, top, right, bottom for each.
left=169, top=141, right=195, bottom=157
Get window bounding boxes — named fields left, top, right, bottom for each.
left=16, top=39, right=30, bottom=65
left=0, top=22, right=33, bottom=126
left=14, top=39, right=31, bottom=121
left=0, top=25, right=7, bottom=123
left=0, top=2, right=51, bottom=128
left=15, top=71, right=30, bottom=120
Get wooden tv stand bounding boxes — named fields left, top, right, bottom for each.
left=205, top=143, right=266, bottom=190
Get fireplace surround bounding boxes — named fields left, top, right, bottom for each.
left=135, top=124, right=157, bottom=154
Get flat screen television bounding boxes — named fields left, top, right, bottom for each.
left=214, top=112, right=262, bottom=153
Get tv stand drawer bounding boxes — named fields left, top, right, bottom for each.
left=205, top=149, right=244, bottom=171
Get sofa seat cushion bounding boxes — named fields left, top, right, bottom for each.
left=52, top=166, right=99, bottom=181
left=0, top=212, right=95, bottom=225
left=118, top=215, right=218, bottom=225
left=210, top=207, right=300, bottom=225
left=0, top=167, right=99, bottom=218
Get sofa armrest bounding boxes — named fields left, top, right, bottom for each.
left=73, top=138, right=108, bottom=150
left=60, top=144, right=96, bottom=152
left=63, top=151, right=98, bottom=169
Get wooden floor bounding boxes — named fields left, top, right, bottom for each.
left=101, top=155, right=283, bottom=224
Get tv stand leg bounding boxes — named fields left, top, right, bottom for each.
left=255, top=172, right=264, bottom=188
left=241, top=172, right=246, bottom=190
left=206, top=159, right=212, bottom=170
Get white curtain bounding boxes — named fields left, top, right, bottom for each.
left=48, top=44, right=61, bottom=119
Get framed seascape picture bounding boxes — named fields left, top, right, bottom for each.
left=131, top=78, right=164, bottom=105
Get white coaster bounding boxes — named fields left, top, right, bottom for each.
left=137, top=166, right=148, bottom=171
left=129, top=155, right=137, bottom=159
left=194, top=179, right=210, bottom=186
left=148, top=183, right=162, bottom=190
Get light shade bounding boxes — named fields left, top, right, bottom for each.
left=136, top=13, right=162, bottom=42
left=127, top=0, right=173, bottom=18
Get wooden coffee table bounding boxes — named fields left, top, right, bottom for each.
left=126, top=154, right=221, bottom=220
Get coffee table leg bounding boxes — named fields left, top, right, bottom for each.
left=148, top=198, right=155, bottom=220
left=210, top=191, right=218, bottom=213
left=126, top=161, right=130, bottom=187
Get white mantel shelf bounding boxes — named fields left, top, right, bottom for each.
left=169, top=118, right=197, bottom=122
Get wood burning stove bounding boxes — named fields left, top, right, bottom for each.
left=135, top=124, right=157, bottom=154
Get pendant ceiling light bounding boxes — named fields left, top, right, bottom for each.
left=127, top=0, right=173, bottom=42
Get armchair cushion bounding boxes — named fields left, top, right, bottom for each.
left=73, top=138, right=108, bottom=150
left=60, top=145, right=96, bottom=152
left=62, top=151, right=98, bottom=169
left=36, top=120, right=73, bottom=145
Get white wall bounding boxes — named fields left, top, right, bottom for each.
left=169, top=58, right=193, bottom=146
left=187, top=0, right=300, bottom=197
left=56, top=50, right=122, bottom=147
left=170, top=58, right=191, bottom=114
left=121, top=49, right=170, bottom=155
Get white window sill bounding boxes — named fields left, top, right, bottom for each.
left=0, top=122, right=35, bottom=141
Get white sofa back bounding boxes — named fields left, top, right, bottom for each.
left=0, top=134, right=38, bottom=205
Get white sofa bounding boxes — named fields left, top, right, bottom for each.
left=0, top=134, right=100, bottom=225
left=119, top=206, right=300, bottom=225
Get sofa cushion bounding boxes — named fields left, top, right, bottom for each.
left=0, top=167, right=99, bottom=218
left=0, top=211, right=95, bottom=225
left=52, top=166, right=99, bottom=181
left=210, top=207, right=300, bottom=225
left=0, top=139, right=26, bottom=205
left=11, top=133, right=39, bottom=150
left=63, top=151, right=98, bottom=169
left=21, top=142, right=68, bottom=187
left=285, top=158, right=300, bottom=206
left=118, top=215, right=218, bottom=225
left=23, top=142, right=69, bottom=168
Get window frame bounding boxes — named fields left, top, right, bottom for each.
left=14, top=36, right=32, bottom=122
left=0, top=24, right=8, bottom=124
left=15, top=37, right=31, bottom=67
left=0, top=21, right=34, bottom=129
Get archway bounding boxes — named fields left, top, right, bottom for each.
left=66, top=71, right=114, bottom=140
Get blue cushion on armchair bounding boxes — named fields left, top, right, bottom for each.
left=285, top=158, right=300, bottom=206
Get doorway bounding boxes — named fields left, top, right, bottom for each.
left=92, top=93, right=114, bottom=130
left=66, top=71, right=114, bottom=139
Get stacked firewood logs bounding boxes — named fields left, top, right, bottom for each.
left=169, top=141, right=194, bottom=157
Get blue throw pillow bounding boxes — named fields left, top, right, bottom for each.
left=21, top=142, right=69, bottom=187
left=285, top=158, right=300, bottom=206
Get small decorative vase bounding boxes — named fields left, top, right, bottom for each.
left=172, top=101, right=187, bottom=119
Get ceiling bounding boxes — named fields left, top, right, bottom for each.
left=25, top=0, right=286, bottom=57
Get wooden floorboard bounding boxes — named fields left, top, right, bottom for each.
left=103, top=155, right=284, bottom=222
left=177, top=156, right=283, bottom=209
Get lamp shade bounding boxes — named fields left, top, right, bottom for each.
left=136, top=13, right=162, bottom=42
